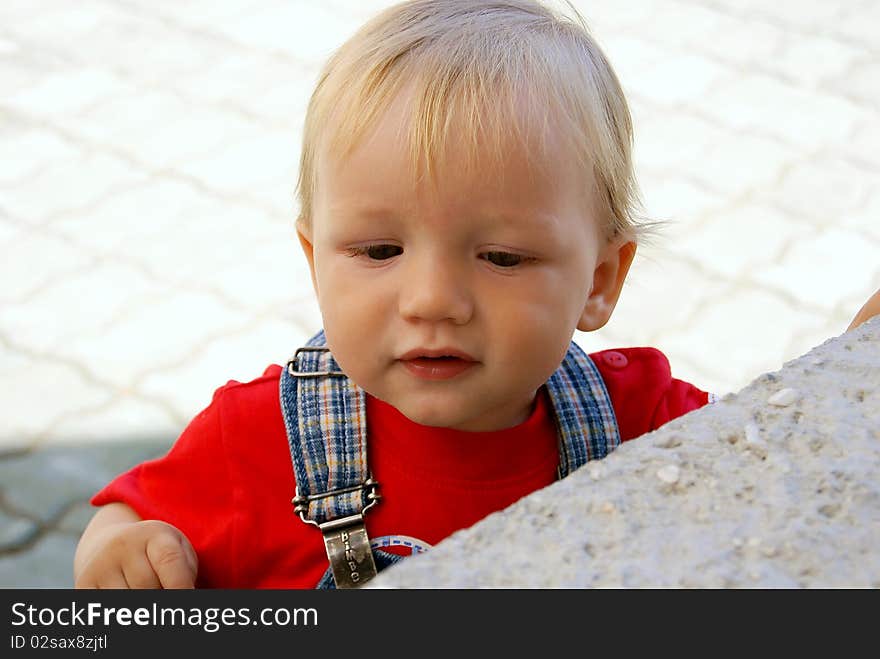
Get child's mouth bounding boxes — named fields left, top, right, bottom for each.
left=399, top=352, right=478, bottom=380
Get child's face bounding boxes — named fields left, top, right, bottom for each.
left=299, top=96, right=634, bottom=432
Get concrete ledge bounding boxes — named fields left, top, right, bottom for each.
left=373, top=318, right=880, bottom=587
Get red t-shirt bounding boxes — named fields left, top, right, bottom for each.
left=92, top=347, right=708, bottom=588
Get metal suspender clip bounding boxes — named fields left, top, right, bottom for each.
left=292, top=479, right=381, bottom=588
left=287, top=346, right=348, bottom=378
left=316, top=514, right=376, bottom=588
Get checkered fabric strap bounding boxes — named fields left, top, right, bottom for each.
left=279, top=330, right=372, bottom=526
left=545, top=341, right=621, bottom=478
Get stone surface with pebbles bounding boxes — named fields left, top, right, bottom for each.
left=372, top=318, right=880, bottom=588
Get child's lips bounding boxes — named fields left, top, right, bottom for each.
left=400, top=357, right=478, bottom=380
left=399, top=347, right=476, bottom=361
left=398, top=349, right=478, bottom=380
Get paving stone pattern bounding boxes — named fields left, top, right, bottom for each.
left=1, top=1, right=878, bottom=587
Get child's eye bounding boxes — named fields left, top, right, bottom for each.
left=481, top=251, right=525, bottom=268
left=349, top=244, right=403, bottom=260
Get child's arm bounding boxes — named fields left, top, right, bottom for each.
left=73, top=503, right=198, bottom=589
left=847, top=288, right=880, bottom=332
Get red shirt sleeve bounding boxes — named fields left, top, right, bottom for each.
left=91, top=384, right=236, bottom=588
left=589, top=347, right=709, bottom=442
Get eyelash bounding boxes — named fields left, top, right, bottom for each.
left=346, top=244, right=403, bottom=260
left=480, top=251, right=530, bottom=268
left=346, top=245, right=533, bottom=268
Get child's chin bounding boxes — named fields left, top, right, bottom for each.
left=398, top=399, right=474, bottom=430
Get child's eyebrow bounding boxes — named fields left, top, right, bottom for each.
left=329, top=203, right=565, bottom=233
left=344, top=204, right=559, bottom=228
left=325, top=204, right=402, bottom=222
left=327, top=200, right=398, bottom=219
left=350, top=206, right=401, bottom=219
left=478, top=211, right=566, bottom=234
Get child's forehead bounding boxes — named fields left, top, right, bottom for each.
left=313, top=109, right=600, bottom=247
left=318, top=87, right=587, bottom=200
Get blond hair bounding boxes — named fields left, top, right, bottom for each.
left=296, top=0, right=644, bottom=240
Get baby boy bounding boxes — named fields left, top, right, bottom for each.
left=73, top=0, right=879, bottom=589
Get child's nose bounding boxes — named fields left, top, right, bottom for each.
left=397, top=255, right=474, bottom=325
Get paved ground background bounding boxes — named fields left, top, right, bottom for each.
left=1, top=0, right=878, bottom=587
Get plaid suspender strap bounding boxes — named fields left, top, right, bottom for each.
left=279, top=331, right=620, bottom=588
left=546, top=339, right=621, bottom=478
left=279, top=330, right=380, bottom=589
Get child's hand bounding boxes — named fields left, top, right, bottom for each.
left=847, top=288, right=880, bottom=332
left=74, top=504, right=198, bottom=589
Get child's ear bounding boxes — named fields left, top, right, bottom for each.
left=577, top=239, right=637, bottom=332
left=296, top=223, right=319, bottom=297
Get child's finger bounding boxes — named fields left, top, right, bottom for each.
left=121, top=552, right=163, bottom=589
left=180, top=534, right=199, bottom=578
left=847, top=288, right=880, bottom=331
left=95, top=568, right=129, bottom=589
left=145, top=534, right=196, bottom=589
